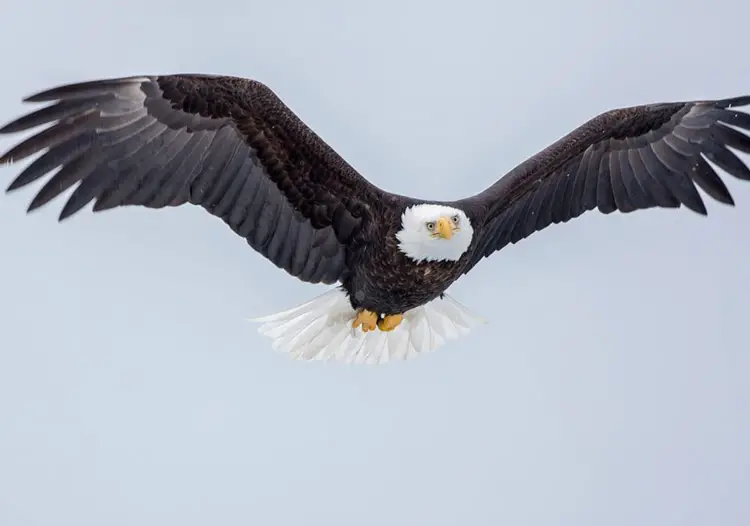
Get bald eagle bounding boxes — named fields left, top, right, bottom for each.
left=2, top=75, right=749, bottom=364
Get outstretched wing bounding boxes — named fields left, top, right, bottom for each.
left=455, top=96, right=750, bottom=273
left=0, top=74, right=387, bottom=285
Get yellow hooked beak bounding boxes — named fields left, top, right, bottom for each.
left=436, top=216, right=454, bottom=240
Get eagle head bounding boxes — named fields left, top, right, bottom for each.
left=396, top=203, right=474, bottom=263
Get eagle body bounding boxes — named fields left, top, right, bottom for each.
left=3, top=74, right=750, bottom=364
left=341, top=200, right=471, bottom=315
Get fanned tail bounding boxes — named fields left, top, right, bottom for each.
left=250, top=289, right=486, bottom=364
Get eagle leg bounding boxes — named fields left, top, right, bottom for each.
left=377, top=313, right=404, bottom=332
left=352, top=309, right=379, bottom=333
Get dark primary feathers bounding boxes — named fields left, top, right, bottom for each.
left=0, top=75, right=388, bottom=285
left=457, top=96, right=750, bottom=273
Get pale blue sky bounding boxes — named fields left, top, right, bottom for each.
left=1, top=0, right=748, bottom=524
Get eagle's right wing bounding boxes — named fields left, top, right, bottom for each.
left=1, top=74, right=391, bottom=285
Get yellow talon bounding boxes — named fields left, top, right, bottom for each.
left=352, top=309, right=379, bottom=333
left=377, top=313, right=404, bottom=332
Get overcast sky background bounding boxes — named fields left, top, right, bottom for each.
left=1, top=0, right=749, bottom=524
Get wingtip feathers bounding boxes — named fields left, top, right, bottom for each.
left=21, top=76, right=152, bottom=104
left=719, top=95, right=750, bottom=109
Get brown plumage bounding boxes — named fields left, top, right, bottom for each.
left=1, top=75, right=386, bottom=286
left=454, top=98, right=750, bottom=274
left=2, top=74, right=750, bottom=361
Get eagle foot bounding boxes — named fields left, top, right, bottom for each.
left=352, top=309, right=379, bottom=333
left=377, top=313, right=404, bottom=332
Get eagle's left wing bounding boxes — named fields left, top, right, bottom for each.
left=454, top=96, right=750, bottom=274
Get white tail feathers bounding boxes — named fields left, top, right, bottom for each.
left=249, top=288, right=486, bottom=365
